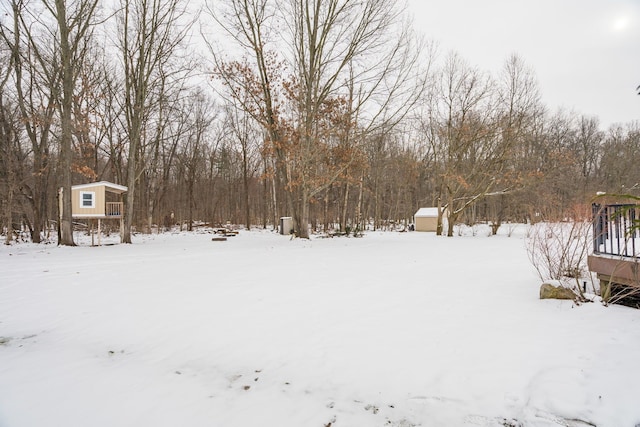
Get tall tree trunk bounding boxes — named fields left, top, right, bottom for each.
left=355, top=173, right=364, bottom=232
left=119, top=0, right=190, bottom=242
left=447, top=193, right=455, bottom=237
left=187, top=179, right=194, bottom=232
left=271, top=168, right=278, bottom=230
left=147, top=180, right=156, bottom=233
left=4, top=185, right=12, bottom=245
left=242, top=145, right=250, bottom=230
left=55, top=0, right=75, bottom=246
left=298, top=187, right=310, bottom=239
left=323, top=185, right=331, bottom=232
left=436, top=195, right=444, bottom=236
left=122, top=133, right=138, bottom=243
left=31, top=183, right=45, bottom=243
left=0, top=97, right=14, bottom=245
left=262, top=157, right=269, bottom=229
left=340, top=182, right=350, bottom=233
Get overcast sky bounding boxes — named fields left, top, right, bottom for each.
left=408, top=0, right=640, bottom=129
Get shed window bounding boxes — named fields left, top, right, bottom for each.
left=80, top=191, right=95, bottom=208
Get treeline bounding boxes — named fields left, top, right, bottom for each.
left=0, top=0, right=638, bottom=243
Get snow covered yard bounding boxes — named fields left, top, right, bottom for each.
left=1, top=228, right=639, bottom=427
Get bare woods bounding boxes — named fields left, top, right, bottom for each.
left=1, top=0, right=638, bottom=243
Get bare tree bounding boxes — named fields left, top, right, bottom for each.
left=94, top=57, right=128, bottom=185
left=71, top=43, right=116, bottom=183
left=487, top=54, right=543, bottom=233
left=223, top=93, right=260, bottom=230
left=117, top=0, right=193, bottom=243
left=427, top=52, right=506, bottom=236
left=573, top=116, right=603, bottom=197
left=206, top=0, right=295, bottom=233
left=597, top=123, right=640, bottom=193
left=176, top=90, right=216, bottom=231
left=1, top=0, right=59, bottom=243
left=0, top=0, right=100, bottom=244
left=0, top=49, right=20, bottom=245
left=208, top=0, right=427, bottom=238
left=44, top=0, right=100, bottom=245
left=282, top=0, right=427, bottom=238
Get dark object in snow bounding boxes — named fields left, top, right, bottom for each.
left=606, top=283, right=640, bottom=309
left=364, top=404, right=379, bottom=414
left=212, top=227, right=238, bottom=236
left=539, top=283, right=576, bottom=300
left=212, top=237, right=227, bottom=242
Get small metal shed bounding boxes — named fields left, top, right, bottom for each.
left=279, top=217, right=294, bottom=235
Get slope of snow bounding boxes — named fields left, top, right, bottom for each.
left=1, top=228, right=639, bottom=427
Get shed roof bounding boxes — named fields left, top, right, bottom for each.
left=72, top=181, right=128, bottom=194
left=415, top=207, right=440, bottom=217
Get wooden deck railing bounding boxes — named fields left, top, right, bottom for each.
left=592, top=203, right=639, bottom=258
left=590, top=203, right=640, bottom=299
left=106, top=202, right=124, bottom=217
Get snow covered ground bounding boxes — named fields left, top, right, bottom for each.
left=1, top=226, right=639, bottom=427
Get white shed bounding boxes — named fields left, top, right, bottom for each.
left=414, top=207, right=443, bottom=232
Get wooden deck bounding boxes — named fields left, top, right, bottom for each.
left=588, top=255, right=640, bottom=287
left=589, top=202, right=640, bottom=301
